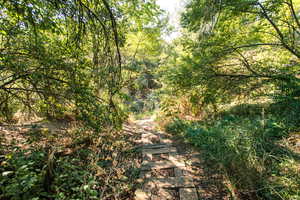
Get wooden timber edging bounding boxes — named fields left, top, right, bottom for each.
left=135, top=124, right=199, bottom=200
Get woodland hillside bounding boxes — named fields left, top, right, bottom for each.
left=0, top=0, right=300, bottom=200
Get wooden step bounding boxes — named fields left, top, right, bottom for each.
left=160, top=138, right=173, bottom=144
left=174, top=167, right=186, bottom=177
left=144, top=177, right=194, bottom=188
left=142, top=147, right=177, bottom=155
left=135, top=189, right=150, bottom=200
left=179, top=188, right=198, bottom=200
left=135, top=188, right=180, bottom=200
left=143, top=143, right=172, bottom=149
left=142, top=160, right=185, bottom=170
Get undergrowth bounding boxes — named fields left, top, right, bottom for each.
left=165, top=100, right=300, bottom=200
left=0, top=124, right=140, bottom=200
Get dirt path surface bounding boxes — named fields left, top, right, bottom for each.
left=127, top=118, right=229, bottom=200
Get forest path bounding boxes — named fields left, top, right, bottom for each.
left=127, top=117, right=228, bottom=200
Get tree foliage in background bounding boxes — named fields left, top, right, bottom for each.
left=0, top=0, right=128, bottom=129
left=0, top=0, right=163, bottom=127
left=0, top=1, right=166, bottom=199
left=159, top=2, right=300, bottom=199
left=161, top=0, right=300, bottom=116
left=121, top=4, right=167, bottom=114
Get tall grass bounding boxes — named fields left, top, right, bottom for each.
left=165, top=101, right=300, bottom=200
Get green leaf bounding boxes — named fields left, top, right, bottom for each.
left=2, top=171, right=14, bottom=176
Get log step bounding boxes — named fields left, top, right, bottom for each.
left=144, top=177, right=194, bottom=188
left=142, top=147, right=177, bottom=155
left=142, top=160, right=185, bottom=170
left=143, top=143, right=172, bottom=149
left=179, top=188, right=198, bottom=200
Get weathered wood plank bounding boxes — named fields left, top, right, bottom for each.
left=143, top=143, right=172, bottom=149
left=142, top=147, right=177, bottom=155
left=135, top=189, right=150, bottom=200
left=142, top=160, right=185, bottom=170
left=174, top=167, right=185, bottom=177
left=179, top=188, right=198, bottom=200
left=145, top=177, right=194, bottom=188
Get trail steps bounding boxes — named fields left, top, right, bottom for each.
left=134, top=119, right=199, bottom=200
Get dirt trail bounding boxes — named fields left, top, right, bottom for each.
left=129, top=118, right=229, bottom=200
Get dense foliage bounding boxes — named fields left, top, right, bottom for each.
left=157, top=1, right=300, bottom=199
left=165, top=101, right=300, bottom=199
left=0, top=0, right=129, bottom=129
left=161, top=0, right=300, bottom=116
left=0, top=0, right=164, bottom=199
left=1, top=0, right=300, bottom=199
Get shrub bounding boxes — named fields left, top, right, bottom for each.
left=165, top=102, right=300, bottom=200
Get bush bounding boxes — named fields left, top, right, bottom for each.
left=165, top=102, right=300, bottom=200
left=0, top=150, right=47, bottom=200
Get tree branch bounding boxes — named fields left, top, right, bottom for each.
left=257, top=2, right=300, bottom=58
left=287, top=0, right=300, bottom=30
left=101, top=0, right=122, bottom=70
left=213, top=72, right=291, bottom=81
left=224, top=43, right=282, bottom=52
left=0, top=73, right=30, bottom=89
